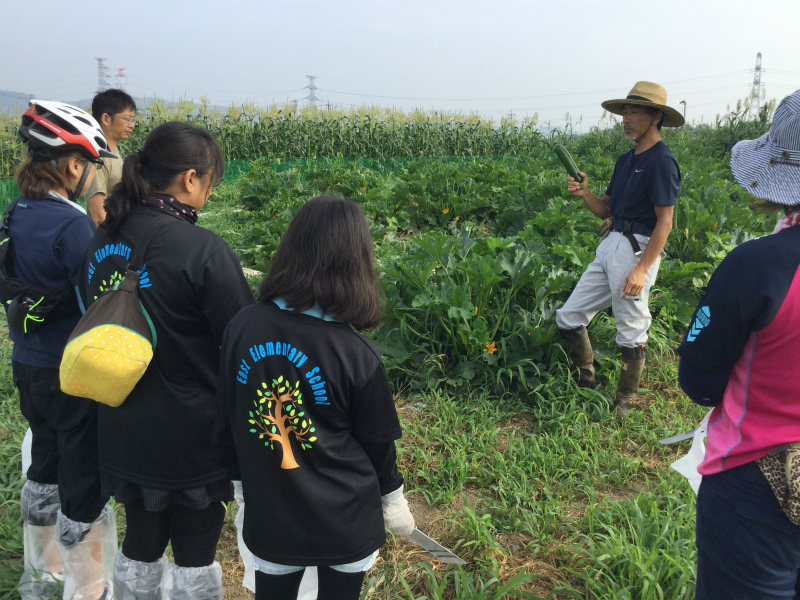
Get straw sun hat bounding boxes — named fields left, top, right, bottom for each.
left=601, top=81, right=685, bottom=128
left=731, top=89, right=800, bottom=206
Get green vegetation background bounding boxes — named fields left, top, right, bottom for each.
left=0, top=102, right=776, bottom=598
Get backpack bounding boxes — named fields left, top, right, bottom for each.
left=0, top=200, right=79, bottom=337
left=60, top=222, right=172, bottom=406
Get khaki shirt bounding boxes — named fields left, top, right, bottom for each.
left=85, top=153, right=123, bottom=207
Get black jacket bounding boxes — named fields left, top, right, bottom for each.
left=80, top=207, right=255, bottom=488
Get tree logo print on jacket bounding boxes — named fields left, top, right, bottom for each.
left=249, top=375, right=318, bottom=470
left=686, top=306, right=710, bottom=342
left=94, top=270, right=124, bottom=300
left=87, top=241, right=152, bottom=293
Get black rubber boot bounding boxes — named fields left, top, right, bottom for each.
left=614, top=345, right=646, bottom=418
left=559, top=326, right=596, bottom=388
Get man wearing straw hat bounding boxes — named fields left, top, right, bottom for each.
left=556, top=81, right=684, bottom=417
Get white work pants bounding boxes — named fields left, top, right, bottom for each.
left=555, top=232, right=661, bottom=347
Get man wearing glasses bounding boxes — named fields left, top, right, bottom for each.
left=86, top=89, right=137, bottom=226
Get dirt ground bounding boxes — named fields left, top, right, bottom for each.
left=218, top=521, right=255, bottom=599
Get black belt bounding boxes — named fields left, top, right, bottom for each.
left=610, top=220, right=653, bottom=256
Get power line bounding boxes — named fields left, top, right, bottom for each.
left=315, top=71, right=751, bottom=102
left=123, top=75, right=305, bottom=96
left=762, top=82, right=800, bottom=90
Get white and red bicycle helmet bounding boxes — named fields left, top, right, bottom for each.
left=18, top=100, right=117, bottom=161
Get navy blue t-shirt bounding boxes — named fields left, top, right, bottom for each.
left=606, top=141, right=680, bottom=232
left=678, top=226, right=800, bottom=403
left=6, top=195, right=94, bottom=368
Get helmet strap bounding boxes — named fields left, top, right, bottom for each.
left=69, top=161, right=93, bottom=202
left=27, top=148, right=58, bottom=168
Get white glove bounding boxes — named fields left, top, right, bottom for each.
left=381, top=486, right=415, bottom=536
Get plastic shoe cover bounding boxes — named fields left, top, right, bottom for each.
left=19, top=481, right=63, bottom=598
left=233, top=481, right=256, bottom=592
left=21, top=480, right=61, bottom=526
left=113, top=551, right=167, bottom=600
left=162, top=562, right=223, bottom=600
left=55, top=505, right=117, bottom=600
left=18, top=570, right=63, bottom=599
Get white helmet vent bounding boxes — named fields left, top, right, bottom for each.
left=20, top=100, right=117, bottom=161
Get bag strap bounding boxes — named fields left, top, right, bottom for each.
left=0, top=199, right=20, bottom=265
left=127, top=219, right=176, bottom=272
left=0, top=199, right=19, bottom=241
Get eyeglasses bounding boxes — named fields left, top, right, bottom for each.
left=91, top=158, right=105, bottom=168
left=113, top=114, right=136, bottom=124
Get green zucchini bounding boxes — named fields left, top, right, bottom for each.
left=554, top=144, right=583, bottom=182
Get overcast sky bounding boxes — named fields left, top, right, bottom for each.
left=1, top=0, right=798, bottom=129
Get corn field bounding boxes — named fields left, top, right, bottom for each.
left=0, top=100, right=551, bottom=178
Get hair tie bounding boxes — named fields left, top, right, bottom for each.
left=137, top=151, right=148, bottom=166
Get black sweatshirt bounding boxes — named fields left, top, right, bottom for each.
left=80, top=208, right=255, bottom=489
left=219, top=301, right=403, bottom=565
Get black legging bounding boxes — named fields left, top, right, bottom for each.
left=13, top=362, right=107, bottom=524
left=121, top=501, right=226, bottom=567
left=255, top=567, right=365, bottom=600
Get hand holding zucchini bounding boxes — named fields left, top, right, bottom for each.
left=554, top=144, right=584, bottom=183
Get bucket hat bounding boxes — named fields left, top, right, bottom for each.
left=731, top=89, right=800, bottom=206
left=601, top=81, right=685, bottom=127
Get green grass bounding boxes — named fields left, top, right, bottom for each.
left=0, top=327, right=26, bottom=598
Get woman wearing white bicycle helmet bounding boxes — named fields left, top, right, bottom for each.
left=17, top=100, right=117, bottom=201
left=6, top=100, right=117, bottom=599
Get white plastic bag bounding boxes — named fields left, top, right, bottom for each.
left=22, top=427, right=32, bottom=476
left=670, top=409, right=713, bottom=494
left=234, top=481, right=318, bottom=598
left=162, top=562, right=223, bottom=600
left=297, top=568, right=318, bottom=600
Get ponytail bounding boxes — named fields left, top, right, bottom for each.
left=102, top=122, right=225, bottom=238
left=102, top=152, right=149, bottom=237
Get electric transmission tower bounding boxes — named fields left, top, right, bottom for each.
left=751, top=52, right=763, bottom=119
left=95, top=58, right=111, bottom=93
left=116, top=68, right=126, bottom=92
left=303, top=76, right=319, bottom=108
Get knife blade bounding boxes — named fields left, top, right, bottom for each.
left=406, top=528, right=467, bottom=564
left=659, top=428, right=698, bottom=445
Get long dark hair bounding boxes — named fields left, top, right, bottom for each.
left=103, top=121, right=224, bottom=237
left=259, top=196, right=383, bottom=330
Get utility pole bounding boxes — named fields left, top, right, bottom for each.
left=751, top=52, right=763, bottom=119
left=679, top=100, right=686, bottom=120
left=95, top=58, right=111, bottom=93
left=303, top=76, right=319, bottom=108
left=115, top=68, right=126, bottom=92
